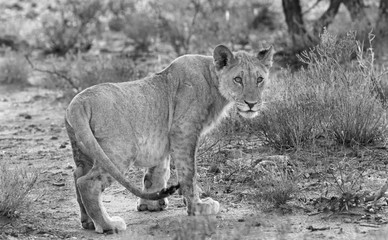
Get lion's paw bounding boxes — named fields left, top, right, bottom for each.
left=137, top=198, right=169, bottom=212
left=94, top=216, right=127, bottom=234
left=81, top=219, right=95, bottom=230
left=193, top=197, right=220, bottom=215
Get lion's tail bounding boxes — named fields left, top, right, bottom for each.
left=65, top=104, right=179, bottom=201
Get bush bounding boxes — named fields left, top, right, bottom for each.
left=72, top=55, right=138, bottom=90
left=246, top=156, right=299, bottom=208
left=151, top=0, right=268, bottom=55
left=0, top=51, right=30, bottom=85
left=0, top=161, right=38, bottom=217
left=122, top=12, right=158, bottom=55
left=40, top=52, right=168, bottom=100
left=254, top=30, right=387, bottom=149
left=41, top=0, right=103, bottom=55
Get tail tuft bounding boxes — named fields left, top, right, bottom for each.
left=159, top=183, right=180, bottom=198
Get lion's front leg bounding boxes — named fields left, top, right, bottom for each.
left=171, top=132, right=220, bottom=216
left=137, top=157, right=171, bottom=211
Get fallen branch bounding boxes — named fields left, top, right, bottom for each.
left=306, top=225, right=330, bottom=231
left=25, top=55, right=81, bottom=93
left=359, top=223, right=380, bottom=228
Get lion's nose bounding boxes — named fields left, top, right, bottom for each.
left=244, top=101, right=257, bottom=109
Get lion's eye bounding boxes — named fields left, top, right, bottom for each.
left=257, top=76, right=264, bottom=84
left=234, top=77, right=243, bottom=85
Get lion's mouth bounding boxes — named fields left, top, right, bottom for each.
left=237, top=109, right=258, bottom=118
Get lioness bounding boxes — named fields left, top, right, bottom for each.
left=65, top=45, right=274, bottom=233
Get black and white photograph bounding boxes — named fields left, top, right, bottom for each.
left=0, top=0, right=388, bottom=239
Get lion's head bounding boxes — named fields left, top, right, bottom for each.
left=213, top=45, right=274, bottom=118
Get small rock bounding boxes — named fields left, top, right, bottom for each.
left=65, top=165, right=73, bottom=170
left=50, top=136, right=58, bottom=140
left=368, top=208, right=376, bottom=213
left=208, top=164, right=221, bottom=174
left=19, top=113, right=32, bottom=119
left=254, top=222, right=261, bottom=227
left=375, top=215, right=383, bottom=221
left=237, top=218, right=245, bottom=222
left=59, top=143, right=66, bottom=149
left=52, top=182, right=65, bottom=187
left=343, top=218, right=352, bottom=223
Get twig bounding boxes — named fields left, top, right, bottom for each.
left=306, top=225, right=330, bottom=231
left=359, top=223, right=381, bottom=228
left=337, top=211, right=363, bottom=216
left=308, top=212, right=321, bottom=216
left=25, top=55, right=80, bottom=93
left=197, top=138, right=222, bottom=158
left=0, top=221, right=11, bottom=229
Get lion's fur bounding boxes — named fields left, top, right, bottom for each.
left=65, top=45, right=274, bottom=233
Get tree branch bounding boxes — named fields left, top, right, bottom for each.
left=25, top=55, right=80, bottom=93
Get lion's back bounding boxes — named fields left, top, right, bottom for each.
left=67, top=78, right=173, bottom=141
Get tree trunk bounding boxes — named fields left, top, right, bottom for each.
left=342, top=0, right=367, bottom=19
left=313, top=0, right=342, bottom=36
left=375, top=0, right=388, bottom=59
left=282, top=0, right=314, bottom=50
left=376, top=0, right=388, bottom=38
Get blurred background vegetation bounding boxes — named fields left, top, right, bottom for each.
left=0, top=0, right=387, bottom=62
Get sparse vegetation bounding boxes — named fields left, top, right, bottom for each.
left=252, top=159, right=299, bottom=208
left=0, top=161, right=38, bottom=218
left=173, top=216, right=217, bottom=240
left=41, top=0, right=103, bottom=55
left=0, top=50, right=30, bottom=85
left=254, top=30, right=387, bottom=149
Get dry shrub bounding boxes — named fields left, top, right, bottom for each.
left=254, top=30, right=387, bottom=149
left=247, top=157, right=299, bottom=208
left=40, top=52, right=169, bottom=101
left=41, top=0, right=103, bottom=55
left=0, top=161, right=38, bottom=217
left=123, top=12, right=158, bottom=55
left=0, top=51, right=30, bottom=85
left=72, top=55, right=138, bottom=90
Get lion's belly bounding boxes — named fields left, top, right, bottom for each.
left=134, top=135, right=170, bottom=167
left=98, top=131, right=170, bottom=169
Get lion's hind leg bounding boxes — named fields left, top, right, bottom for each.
left=73, top=163, right=95, bottom=230
left=137, top=157, right=171, bottom=211
left=67, top=121, right=95, bottom=230
left=76, top=167, right=127, bottom=234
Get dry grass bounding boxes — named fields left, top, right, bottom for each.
left=0, top=161, right=39, bottom=218
left=0, top=51, right=30, bottom=85
left=252, top=30, right=387, bottom=149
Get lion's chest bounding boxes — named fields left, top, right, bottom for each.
left=201, top=102, right=234, bottom=136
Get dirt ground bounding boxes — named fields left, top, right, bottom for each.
left=1, top=84, right=388, bottom=240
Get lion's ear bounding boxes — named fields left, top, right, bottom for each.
left=257, top=46, right=275, bottom=68
left=213, top=45, right=235, bottom=71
